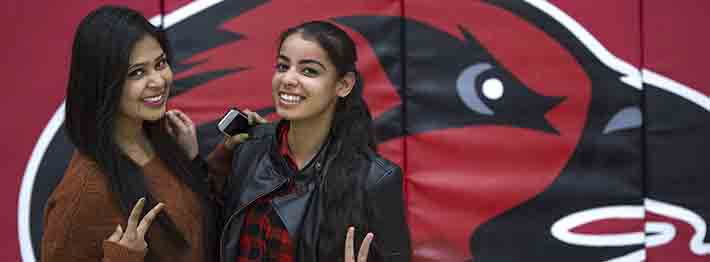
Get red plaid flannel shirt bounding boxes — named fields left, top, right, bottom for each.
left=236, top=124, right=298, bottom=262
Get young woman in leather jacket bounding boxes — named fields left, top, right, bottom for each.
left=210, top=21, right=411, bottom=262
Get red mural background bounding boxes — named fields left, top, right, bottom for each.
left=2, top=1, right=709, bottom=261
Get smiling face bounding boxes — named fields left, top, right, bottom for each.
left=272, top=33, right=353, bottom=124
left=117, top=35, right=172, bottom=126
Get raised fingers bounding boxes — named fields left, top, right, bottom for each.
left=344, top=227, right=374, bottom=262
left=173, top=110, right=195, bottom=131
left=107, top=225, right=123, bottom=242
left=165, top=118, right=176, bottom=136
left=136, top=202, right=165, bottom=239
left=358, top=233, right=374, bottom=262
left=345, top=227, right=355, bottom=261
left=124, top=198, right=145, bottom=240
left=167, top=111, right=190, bottom=134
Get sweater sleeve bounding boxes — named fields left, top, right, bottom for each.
left=41, top=158, right=146, bottom=262
left=205, top=140, right=234, bottom=195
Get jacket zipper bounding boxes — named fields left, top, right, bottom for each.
left=219, top=178, right=288, bottom=262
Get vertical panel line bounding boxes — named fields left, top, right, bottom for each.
left=400, top=0, right=410, bottom=221
left=639, top=0, right=649, bottom=258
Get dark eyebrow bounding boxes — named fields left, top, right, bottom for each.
left=154, top=53, right=166, bottom=63
left=128, top=53, right=166, bottom=71
left=299, top=59, right=326, bottom=71
left=277, top=54, right=327, bottom=71
left=277, top=54, right=290, bottom=62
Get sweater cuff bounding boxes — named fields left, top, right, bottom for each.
left=102, top=240, right=146, bottom=262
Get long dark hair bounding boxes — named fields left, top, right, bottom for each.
left=64, top=5, right=210, bottom=260
left=278, top=21, right=378, bottom=261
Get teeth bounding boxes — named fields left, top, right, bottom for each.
left=279, top=93, right=303, bottom=104
left=144, top=95, right=163, bottom=103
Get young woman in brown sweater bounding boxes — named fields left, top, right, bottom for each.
left=40, top=5, right=225, bottom=262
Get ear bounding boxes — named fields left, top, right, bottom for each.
left=336, top=71, right=356, bottom=98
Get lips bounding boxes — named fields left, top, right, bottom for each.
left=142, top=93, right=166, bottom=107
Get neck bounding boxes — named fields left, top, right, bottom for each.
left=287, top=111, right=334, bottom=169
left=115, top=115, right=153, bottom=166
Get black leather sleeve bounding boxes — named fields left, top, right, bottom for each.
left=366, top=165, right=412, bottom=262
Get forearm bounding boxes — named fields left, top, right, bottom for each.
left=205, top=141, right=234, bottom=195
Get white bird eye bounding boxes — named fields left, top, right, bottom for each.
left=456, top=63, right=498, bottom=115
left=482, top=78, right=504, bottom=100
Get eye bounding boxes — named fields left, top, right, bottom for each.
left=155, top=57, right=168, bottom=70
left=456, top=63, right=504, bottom=115
left=127, top=68, right=145, bottom=79
left=481, top=78, right=504, bottom=100
left=275, top=63, right=288, bottom=72
left=302, top=67, right=319, bottom=77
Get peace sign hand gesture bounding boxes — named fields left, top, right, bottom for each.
left=106, top=198, right=165, bottom=252
left=345, top=227, right=374, bottom=262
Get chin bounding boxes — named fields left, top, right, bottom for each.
left=275, top=106, right=292, bottom=118
left=144, top=110, right=166, bottom=121
left=275, top=109, right=295, bottom=120
left=275, top=109, right=307, bottom=122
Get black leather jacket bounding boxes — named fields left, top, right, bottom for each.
left=219, top=122, right=411, bottom=262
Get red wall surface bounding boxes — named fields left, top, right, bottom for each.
left=3, top=1, right=709, bottom=261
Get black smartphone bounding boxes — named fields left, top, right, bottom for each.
left=217, top=107, right=251, bottom=136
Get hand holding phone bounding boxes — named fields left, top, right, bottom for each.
left=217, top=107, right=252, bottom=136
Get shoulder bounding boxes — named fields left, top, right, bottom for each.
left=355, top=148, right=403, bottom=190
left=42, top=152, right=121, bottom=259
left=45, top=151, right=116, bottom=216
left=49, top=152, right=110, bottom=204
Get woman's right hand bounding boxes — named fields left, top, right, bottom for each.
left=106, top=198, right=165, bottom=252
left=223, top=109, right=268, bottom=150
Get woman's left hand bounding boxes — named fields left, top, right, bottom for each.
left=345, top=227, right=374, bottom=262
left=165, top=109, right=199, bottom=160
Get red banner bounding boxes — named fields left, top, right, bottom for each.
left=4, top=1, right=709, bottom=261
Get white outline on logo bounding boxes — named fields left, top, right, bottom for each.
left=552, top=199, right=710, bottom=262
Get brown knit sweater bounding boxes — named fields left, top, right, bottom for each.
left=41, top=146, right=230, bottom=262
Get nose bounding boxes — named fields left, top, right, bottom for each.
left=146, top=71, right=166, bottom=90
left=281, top=69, right=299, bottom=87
